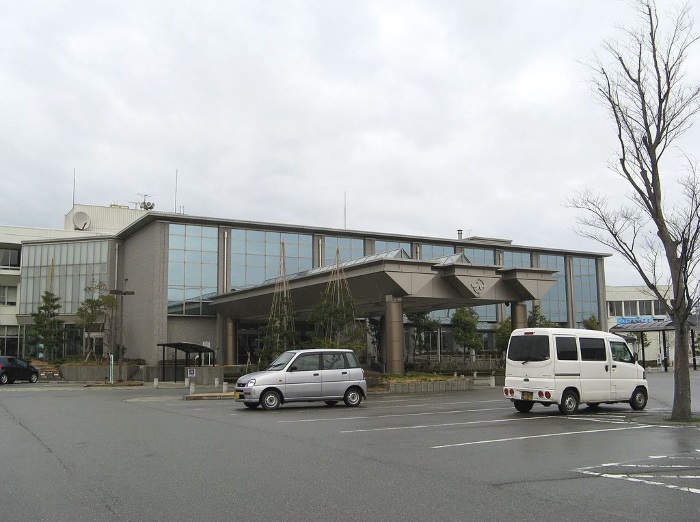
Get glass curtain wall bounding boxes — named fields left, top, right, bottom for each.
left=538, top=254, right=567, bottom=323
left=19, top=240, right=110, bottom=315
left=374, top=240, right=411, bottom=256
left=572, top=257, right=600, bottom=326
left=168, top=224, right=218, bottom=315
left=323, top=236, right=363, bottom=265
left=230, top=229, right=313, bottom=288
left=420, top=244, right=454, bottom=261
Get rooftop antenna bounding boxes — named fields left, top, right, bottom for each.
left=174, top=169, right=178, bottom=213
left=137, top=193, right=156, bottom=210
left=72, top=168, right=76, bottom=207
left=344, top=191, right=347, bottom=229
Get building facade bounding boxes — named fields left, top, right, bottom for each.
left=4, top=205, right=610, bottom=369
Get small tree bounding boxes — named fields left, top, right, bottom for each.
left=75, top=281, right=117, bottom=361
left=582, top=315, right=601, bottom=330
left=451, top=308, right=482, bottom=360
left=30, top=290, right=63, bottom=361
left=528, top=305, right=557, bottom=328
left=494, top=317, right=513, bottom=353
left=406, top=312, right=441, bottom=364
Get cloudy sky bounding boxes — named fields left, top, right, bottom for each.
left=3, top=0, right=700, bottom=286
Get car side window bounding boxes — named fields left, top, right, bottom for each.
left=323, top=353, right=346, bottom=370
left=291, top=354, right=321, bottom=372
left=610, top=341, right=634, bottom=363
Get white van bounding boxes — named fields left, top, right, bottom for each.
left=503, top=328, right=648, bottom=414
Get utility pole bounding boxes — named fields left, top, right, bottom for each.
left=109, top=288, right=135, bottom=381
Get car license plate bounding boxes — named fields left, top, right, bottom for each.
left=521, top=392, right=533, bottom=401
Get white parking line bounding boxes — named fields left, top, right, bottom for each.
left=431, top=424, right=653, bottom=449
left=278, top=406, right=514, bottom=423
left=340, top=414, right=552, bottom=433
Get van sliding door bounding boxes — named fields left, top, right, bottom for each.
left=579, top=337, right=611, bottom=402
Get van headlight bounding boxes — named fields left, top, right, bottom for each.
left=246, top=378, right=256, bottom=387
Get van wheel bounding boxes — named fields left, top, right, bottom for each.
left=630, top=387, right=648, bottom=411
left=558, top=390, right=579, bottom=415
left=260, top=390, right=281, bottom=410
left=343, top=388, right=362, bottom=407
left=325, top=401, right=338, bottom=407
left=513, top=400, right=534, bottom=413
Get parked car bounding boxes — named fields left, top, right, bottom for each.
left=235, top=349, right=367, bottom=410
left=0, top=356, right=40, bottom=385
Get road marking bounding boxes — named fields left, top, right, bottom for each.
left=278, top=406, right=515, bottom=423
left=431, top=424, right=653, bottom=449
left=340, top=415, right=552, bottom=433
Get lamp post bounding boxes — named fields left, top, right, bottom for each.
left=110, top=289, right=135, bottom=381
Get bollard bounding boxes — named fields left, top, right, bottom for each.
left=154, top=378, right=159, bottom=388
left=189, top=383, right=195, bottom=395
left=214, top=377, right=220, bottom=387
left=223, top=382, right=228, bottom=393
left=490, top=375, right=496, bottom=388
left=184, top=377, right=190, bottom=387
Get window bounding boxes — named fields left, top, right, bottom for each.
left=0, top=286, right=17, bottom=306
left=463, top=248, right=495, bottom=265
left=580, top=338, right=607, bottom=361
left=420, top=244, right=454, bottom=261
left=610, top=341, right=634, bottom=363
left=539, top=255, right=567, bottom=323
left=638, top=300, right=652, bottom=316
left=623, top=300, right=637, bottom=316
left=653, top=300, right=666, bottom=316
left=323, top=353, right=347, bottom=370
left=507, top=335, right=550, bottom=362
left=323, top=236, right=364, bottom=265
left=608, top=301, right=623, bottom=317
left=502, top=251, right=531, bottom=268
left=555, top=337, right=578, bottom=361
left=0, top=248, right=20, bottom=268
left=374, top=240, right=411, bottom=257
left=291, top=354, right=321, bottom=372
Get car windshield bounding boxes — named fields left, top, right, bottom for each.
left=507, top=335, right=550, bottom=362
left=265, top=351, right=296, bottom=370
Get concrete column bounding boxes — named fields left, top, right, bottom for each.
left=512, top=303, right=527, bottom=329
left=226, top=318, right=235, bottom=365
left=384, top=295, right=405, bottom=374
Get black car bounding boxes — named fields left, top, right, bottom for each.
left=0, top=356, right=39, bottom=385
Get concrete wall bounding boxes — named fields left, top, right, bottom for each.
left=121, top=221, right=168, bottom=365
left=167, top=316, right=218, bottom=362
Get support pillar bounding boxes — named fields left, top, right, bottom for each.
left=226, top=318, right=236, bottom=365
left=384, top=295, right=405, bottom=374
left=511, top=303, right=527, bottom=330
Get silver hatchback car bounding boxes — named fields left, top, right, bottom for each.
left=235, top=349, right=367, bottom=410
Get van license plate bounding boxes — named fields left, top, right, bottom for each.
left=521, top=392, right=533, bottom=401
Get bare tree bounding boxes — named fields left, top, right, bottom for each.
left=570, top=1, right=700, bottom=421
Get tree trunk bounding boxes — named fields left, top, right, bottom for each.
left=671, top=321, right=692, bottom=421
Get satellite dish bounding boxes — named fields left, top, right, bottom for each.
left=73, top=211, right=91, bottom=230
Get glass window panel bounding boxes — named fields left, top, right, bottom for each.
left=202, top=251, right=217, bottom=264
left=169, top=234, right=185, bottom=250
left=201, top=237, right=218, bottom=252
left=185, top=251, right=201, bottom=264
left=247, top=230, right=265, bottom=242
left=201, top=226, right=218, bottom=238
left=185, top=234, right=202, bottom=251
left=169, top=249, right=185, bottom=263
left=184, top=264, right=201, bottom=286
left=170, top=224, right=186, bottom=236
left=201, top=264, right=217, bottom=286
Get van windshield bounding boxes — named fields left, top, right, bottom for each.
left=265, top=351, right=296, bottom=370
left=508, top=335, right=550, bottom=362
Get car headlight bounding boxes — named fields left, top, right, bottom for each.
left=246, top=378, right=256, bottom=387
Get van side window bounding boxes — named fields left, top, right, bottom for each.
left=580, top=338, right=607, bottom=361
left=291, top=354, right=321, bottom=372
left=610, top=341, right=634, bottom=363
left=555, top=337, right=578, bottom=361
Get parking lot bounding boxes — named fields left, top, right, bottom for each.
left=1, top=371, right=699, bottom=521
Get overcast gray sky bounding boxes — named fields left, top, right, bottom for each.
left=3, top=1, right=700, bottom=286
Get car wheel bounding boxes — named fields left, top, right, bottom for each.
left=513, top=400, right=534, bottom=413
left=0, top=373, right=7, bottom=385
left=630, top=387, right=648, bottom=411
left=324, top=401, right=338, bottom=407
left=244, top=403, right=259, bottom=409
left=558, top=390, right=579, bottom=415
left=29, top=373, right=38, bottom=384
left=260, top=390, right=281, bottom=410
left=343, top=387, right=362, bottom=407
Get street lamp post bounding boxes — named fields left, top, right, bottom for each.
left=109, top=289, right=135, bottom=381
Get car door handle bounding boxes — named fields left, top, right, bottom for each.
left=313, top=373, right=320, bottom=376
left=342, top=371, right=348, bottom=375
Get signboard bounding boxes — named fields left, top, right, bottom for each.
left=617, top=317, right=655, bottom=325
left=187, top=368, right=196, bottom=378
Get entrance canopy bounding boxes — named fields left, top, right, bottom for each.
left=210, top=249, right=557, bottom=321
